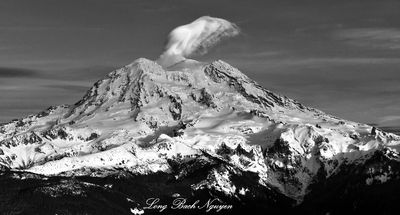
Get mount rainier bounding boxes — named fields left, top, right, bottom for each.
left=1, top=58, right=400, bottom=214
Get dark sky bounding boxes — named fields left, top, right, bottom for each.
left=1, top=0, right=400, bottom=127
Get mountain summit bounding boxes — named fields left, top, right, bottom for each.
left=1, top=58, right=400, bottom=214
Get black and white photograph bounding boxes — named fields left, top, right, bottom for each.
left=1, top=0, right=400, bottom=214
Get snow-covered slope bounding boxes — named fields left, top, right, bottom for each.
left=1, top=58, right=399, bottom=202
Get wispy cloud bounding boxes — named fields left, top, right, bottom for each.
left=227, top=50, right=284, bottom=59
left=334, top=28, right=400, bottom=49
left=44, top=84, right=90, bottom=93
left=378, top=115, right=400, bottom=126
left=0, top=26, right=104, bottom=32
left=229, top=57, right=400, bottom=69
left=0, top=67, right=38, bottom=78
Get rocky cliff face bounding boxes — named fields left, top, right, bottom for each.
left=1, top=58, right=400, bottom=213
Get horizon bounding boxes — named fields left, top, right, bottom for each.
left=1, top=0, right=400, bottom=129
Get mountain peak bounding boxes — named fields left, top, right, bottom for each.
left=68, top=57, right=295, bottom=122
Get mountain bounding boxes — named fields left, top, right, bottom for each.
left=1, top=58, right=400, bottom=214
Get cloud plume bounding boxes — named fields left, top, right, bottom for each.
left=157, top=16, right=240, bottom=67
left=334, top=28, right=400, bottom=50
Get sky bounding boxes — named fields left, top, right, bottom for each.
left=0, top=0, right=400, bottom=127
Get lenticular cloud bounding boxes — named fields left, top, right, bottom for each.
left=157, top=16, right=240, bottom=67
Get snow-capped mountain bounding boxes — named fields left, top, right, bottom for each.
left=1, top=58, right=400, bottom=214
